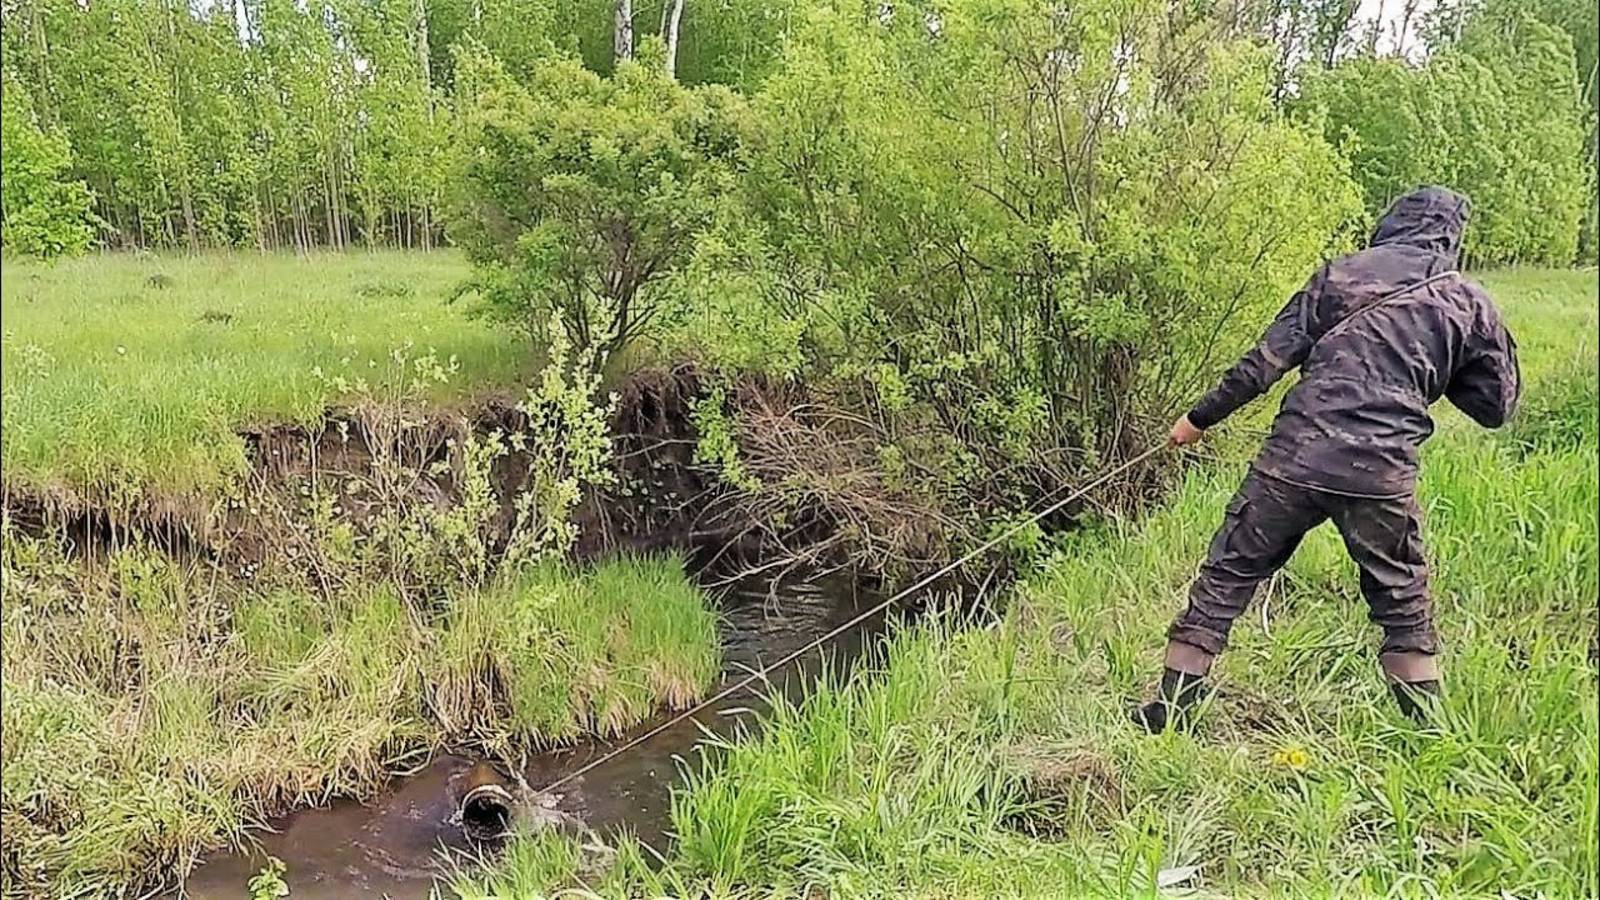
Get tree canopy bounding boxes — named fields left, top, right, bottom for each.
left=0, top=0, right=1592, bottom=262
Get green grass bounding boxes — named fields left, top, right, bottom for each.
left=452, top=827, right=702, bottom=900
left=0, top=250, right=520, bottom=507
left=0, top=550, right=720, bottom=898
left=461, top=268, right=1598, bottom=897
left=434, top=557, right=722, bottom=749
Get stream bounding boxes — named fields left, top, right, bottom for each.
left=181, top=569, right=887, bottom=898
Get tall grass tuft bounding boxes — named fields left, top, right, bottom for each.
left=432, top=556, right=720, bottom=748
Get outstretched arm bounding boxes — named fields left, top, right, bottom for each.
left=1445, top=300, right=1520, bottom=428
left=1173, top=267, right=1328, bottom=443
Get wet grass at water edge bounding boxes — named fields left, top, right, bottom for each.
left=0, top=550, right=719, bottom=898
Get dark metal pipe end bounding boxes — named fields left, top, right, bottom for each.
left=461, top=782, right=515, bottom=841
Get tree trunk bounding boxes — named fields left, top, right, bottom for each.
left=235, top=0, right=251, bottom=41
left=1395, top=0, right=1419, bottom=58
left=662, top=0, right=685, bottom=79
left=414, top=0, right=435, bottom=121
left=339, top=170, right=352, bottom=248
left=162, top=0, right=200, bottom=252
left=252, top=191, right=267, bottom=251
left=614, top=0, right=634, bottom=63
left=334, top=153, right=349, bottom=249
left=261, top=185, right=275, bottom=250
left=177, top=169, right=200, bottom=252
left=29, top=1, right=54, bottom=127
left=323, top=165, right=339, bottom=249
left=294, top=189, right=310, bottom=254
left=269, top=186, right=283, bottom=251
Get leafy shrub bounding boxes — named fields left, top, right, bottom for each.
left=292, top=323, right=617, bottom=598
left=0, top=73, right=95, bottom=258
left=451, top=0, right=1366, bottom=569
left=450, top=50, right=753, bottom=355
left=695, top=0, right=1362, bottom=562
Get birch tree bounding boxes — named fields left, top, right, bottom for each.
left=614, top=0, right=633, bottom=62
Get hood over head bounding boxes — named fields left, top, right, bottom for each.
left=1369, top=186, right=1470, bottom=262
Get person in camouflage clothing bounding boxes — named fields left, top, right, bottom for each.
left=1133, top=185, right=1521, bottom=731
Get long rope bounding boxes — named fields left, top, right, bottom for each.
left=535, top=441, right=1170, bottom=795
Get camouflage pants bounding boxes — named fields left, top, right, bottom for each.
left=1168, top=470, right=1438, bottom=658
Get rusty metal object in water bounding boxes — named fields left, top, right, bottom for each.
left=456, top=760, right=601, bottom=847
left=457, top=761, right=516, bottom=841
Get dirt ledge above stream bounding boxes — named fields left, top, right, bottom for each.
left=2, top=367, right=833, bottom=579
left=4, top=361, right=1152, bottom=594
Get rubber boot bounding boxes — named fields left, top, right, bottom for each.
left=1390, top=679, right=1441, bottom=723
left=1130, top=667, right=1208, bottom=733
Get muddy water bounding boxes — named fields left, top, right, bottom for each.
left=181, top=571, right=886, bottom=898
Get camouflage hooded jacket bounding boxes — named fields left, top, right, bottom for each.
left=1187, top=186, right=1521, bottom=498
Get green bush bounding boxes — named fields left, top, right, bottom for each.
left=450, top=0, right=1365, bottom=567
left=696, top=0, right=1362, bottom=559
left=0, top=73, right=95, bottom=258
left=449, top=49, right=753, bottom=355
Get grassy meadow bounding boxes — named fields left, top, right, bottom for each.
left=460, top=268, right=1598, bottom=897
left=3, top=0, right=1595, bottom=893
left=0, top=250, right=521, bottom=507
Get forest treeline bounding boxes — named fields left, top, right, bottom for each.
left=0, top=0, right=1594, bottom=265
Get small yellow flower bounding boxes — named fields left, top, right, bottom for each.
left=1271, top=745, right=1310, bottom=771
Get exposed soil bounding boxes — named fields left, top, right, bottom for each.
left=5, top=362, right=1164, bottom=594
left=2, top=366, right=785, bottom=575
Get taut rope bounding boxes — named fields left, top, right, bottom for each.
left=536, top=442, right=1170, bottom=795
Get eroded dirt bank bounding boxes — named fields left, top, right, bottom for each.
left=6, top=361, right=1159, bottom=590
left=2, top=367, right=843, bottom=579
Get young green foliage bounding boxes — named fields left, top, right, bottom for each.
left=1296, top=8, right=1590, bottom=267
left=450, top=51, right=753, bottom=355
left=0, top=72, right=95, bottom=257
